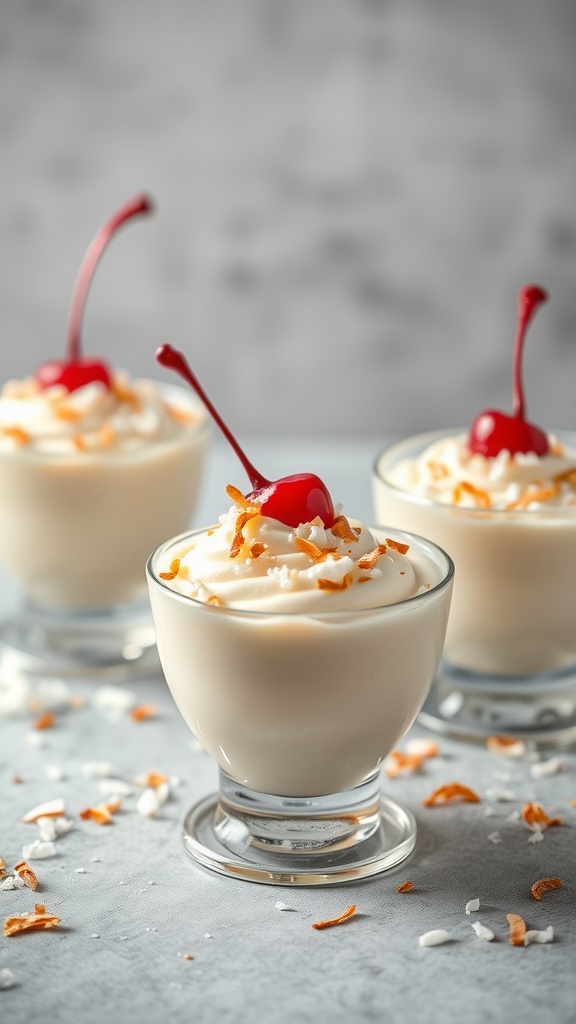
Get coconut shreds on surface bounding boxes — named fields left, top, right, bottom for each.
left=530, top=877, right=562, bottom=901
left=3, top=904, right=61, bottom=937
left=311, top=904, right=356, bottom=930
left=21, top=799, right=65, bottom=823
left=418, top=929, right=452, bottom=947
left=506, top=913, right=527, bottom=947
left=422, top=783, right=481, bottom=806
left=521, top=802, right=564, bottom=828
left=471, top=921, right=495, bottom=942
left=397, top=881, right=415, bottom=893
left=465, top=898, right=480, bottom=914
left=486, top=736, right=527, bottom=758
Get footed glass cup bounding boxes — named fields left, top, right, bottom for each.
left=147, top=526, right=453, bottom=885
left=373, top=429, right=576, bottom=745
left=0, top=384, right=208, bottom=684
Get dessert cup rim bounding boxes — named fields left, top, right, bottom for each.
left=373, top=426, right=576, bottom=517
left=146, top=523, right=454, bottom=620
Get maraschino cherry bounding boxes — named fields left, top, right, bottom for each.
left=36, top=194, right=153, bottom=393
left=156, top=343, right=335, bottom=529
left=468, top=285, right=549, bottom=457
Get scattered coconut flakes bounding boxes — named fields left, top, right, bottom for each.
left=53, top=817, right=73, bottom=836
left=530, top=758, right=563, bottom=779
left=81, top=761, right=114, bottom=778
left=275, top=901, right=291, bottom=911
left=486, top=736, right=527, bottom=758
left=485, top=788, right=516, bottom=802
left=4, top=904, right=60, bottom=936
left=98, top=779, right=134, bottom=797
left=32, top=711, right=55, bottom=730
left=93, top=685, right=136, bottom=714
left=0, top=877, right=19, bottom=891
left=0, top=968, right=15, bottom=989
left=465, top=898, right=480, bottom=914
left=524, top=926, right=554, bottom=945
left=13, top=861, right=38, bottom=890
left=506, top=810, right=521, bottom=822
left=506, top=913, right=526, bottom=947
left=21, top=841, right=56, bottom=860
left=79, top=805, right=113, bottom=826
left=530, top=877, right=562, bottom=901
left=130, top=704, right=157, bottom=723
left=44, top=765, right=65, bottom=782
left=418, top=929, right=452, bottom=947
left=137, top=788, right=161, bottom=818
left=471, top=921, right=495, bottom=942
left=25, top=732, right=46, bottom=748
left=487, top=832, right=503, bottom=845
left=522, top=802, right=564, bottom=828
left=397, top=881, right=414, bottom=893
left=385, top=750, right=426, bottom=778
left=422, top=783, right=481, bottom=806
left=405, top=738, right=439, bottom=759
left=528, top=828, right=544, bottom=845
left=21, top=799, right=65, bottom=823
left=311, top=904, right=356, bottom=930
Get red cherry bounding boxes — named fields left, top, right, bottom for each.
left=468, top=285, right=549, bottom=457
left=36, top=194, right=153, bottom=393
left=155, top=344, right=335, bottom=529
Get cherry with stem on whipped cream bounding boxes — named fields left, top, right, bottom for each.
left=156, top=343, right=335, bottom=528
left=35, top=194, right=153, bottom=393
left=468, top=285, right=550, bottom=457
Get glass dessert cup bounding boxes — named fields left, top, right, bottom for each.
left=147, top=526, right=453, bottom=885
left=373, top=429, right=576, bottom=746
left=0, top=385, right=208, bottom=684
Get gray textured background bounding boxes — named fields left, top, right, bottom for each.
left=2, top=0, right=576, bottom=437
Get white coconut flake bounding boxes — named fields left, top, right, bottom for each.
left=26, top=731, right=46, bottom=748
left=81, top=761, right=114, bottom=778
left=506, top=810, right=521, bottom=822
left=22, top=840, right=57, bottom=860
left=471, top=921, right=495, bottom=942
left=91, top=934, right=100, bottom=939
left=528, top=826, right=544, bottom=844
left=35, top=680, right=72, bottom=710
left=53, top=816, right=73, bottom=836
left=98, top=779, right=134, bottom=797
left=0, top=877, right=17, bottom=891
left=483, top=806, right=496, bottom=818
left=487, top=832, right=503, bottom=844
left=530, top=758, right=562, bottom=779
left=204, top=932, right=213, bottom=939
left=36, top=817, right=56, bottom=842
left=93, top=685, right=136, bottom=715
left=405, top=738, right=438, bottom=758
left=418, top=929, right=452, bottom=947
left=485, top=788, right=516, bottom=803
left=465, top=898, right=480, bottom=914
left=75, top=867, right=86, bottom=874
left=21, top=798, right=65, bottom=822
left=0, top=968, right=16, bottom=989
left=44, top=764, right=65, bottom=781
left=524, top=926, right=554, bottom=945
left=275, top=901, right=292, bottom=911
left=137, top=788, right=160, bottom=818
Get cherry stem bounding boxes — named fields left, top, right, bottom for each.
left=67, top=194, right=153, bottom=365
left=156, top=344, right=269, bottom=491
left=512, top=285, right=548, bottom=420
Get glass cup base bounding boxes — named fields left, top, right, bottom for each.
left=181, top=771, right=416, bottom=885
left=0, top=599, right=159, bottom=685
left=418, top=659, right=576, bottom=747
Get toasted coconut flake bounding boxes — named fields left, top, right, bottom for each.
left=405, top=738, right=439, bottom=759
left=21, top=799, right=65, bottom=823
left=183, top=953, right=194, bottom=960
left=12, top=775, right=23, bottom=784
left=159, top=558, right=180, bottom=581
left=506, top=913, right=526, bottom=947
left=509, top=482, right=561, bottom=510
left=4, top=905, right=60, bottom=937
left=317, top=574, right=353, bottom=592
left=33, top=711, right=55, bottom=730
left=0, top=859, right=8, bottom=882
left=2, top=426, right=30, bottom=447
left=295, top=537, right=336, bottom=562
left=521, top=802, right=564, bottom=828
left=453, top=481, right=492, bottom=509
left=137, top=771, right=169, bottom=789
left=385, top=750, right=426, bottom=778
left=486, top=735, right=527, bottom=758
left=166, top=404, right=198, bottom=425
left=112, top=381, right=140, bottom=409
left=422, top=783, right=481, bottom=806
left=357, top=545, right=388, bottom=570
left=207, top=595, right=222, bottom=606
left=397, top=881, right=414, bottom=893
left=229, top=509, right=260, bottom=558
left=311, top=904, right=356, bottom=930
left=130, top=704, right=158, bottom=723
left=427, top=460, right=450, bottom=481
left=330, top=516, right=359, bottom=544
left=98, top=425, right=116, bottom=447
left=13, top=861, right=39, bottom=891
left=79, top=806, right=113, bottom=825
left=385, top=537, right=410, bottom=555
left=225, top=484, right=261, bottom=513
left=249, top=542, right=266, bottom=559
left=530, top=877, right=562, bottom=901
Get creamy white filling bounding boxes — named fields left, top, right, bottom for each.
left=0, top=372, right=202, bottom=455
left=387, top=432, right=576, bottom=510
left=159, top=502, right=429, bottom=612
